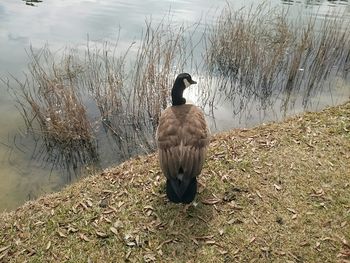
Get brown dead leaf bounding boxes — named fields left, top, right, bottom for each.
left=72, top=205, right=78, bottom=213
left=68, top=226, right=78, bottom=233
left=33, top=221, right=45, bottom=226
left=102, top=209, right=115, bottom=215
left=110, top=227, right=119, bottom=236
left=0, top=252, right=8, bottom=261
left=261, top=247, right=270, bottom=252
left=96, top=231, right=108, bottom=238
left=79, top=233, right=91, bottom=242
left=79, top=202, right=88, bottom=210
left=274, top=184, right=282, bottom=191
left=0, top=245, right=10, bottom=253
left=144, top=253, right=156, bottom=262
left=341, top=238, right=350, bottom=248
left=57, top=230, right=67, bottom=238
left=227, top=218, right=243, bottom=225
left=218, top=249, right=228, bottom=255
left=108, top=205, right=118, bottom=213
left=117, top=201, right=125, bottom=208
left=126, top=241, right=136, bottom=247
left=287, top=208, right=297, bottom=214
left=86, top=199, right=93, bottom=207
left=201, top=198, right=221, bottom=205
left=194, top=235, right=214, bottom=240
left=26, top=248, right=36, bottom=256
left=125, top=250, right=132, bottom=260
left=135, top=235, right=142, bottom=246
left=256, top=191, right=263, bottom=199
left=249, top=237, right=256, bottom=244
left=45, top=241, right=51, bottom=250
left=113, top=220, right=123, bottom=229
left=156, top=239, right=173, bottom=250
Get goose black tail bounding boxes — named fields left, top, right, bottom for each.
left=166, top=177, right=197, bottom=204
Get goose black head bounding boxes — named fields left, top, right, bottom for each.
left=171, top=73, right=197, bottom=106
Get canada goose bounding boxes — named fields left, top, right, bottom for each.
left=156, top=73, right=209, bottom=204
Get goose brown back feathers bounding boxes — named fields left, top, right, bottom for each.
left=156, top=104, right=209, bottom=200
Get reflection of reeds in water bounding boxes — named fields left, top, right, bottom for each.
left=7, top=47, right=99, bottom=181
left=206, top=4, right=350, bottom=113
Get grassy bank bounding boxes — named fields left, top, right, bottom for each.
left=1, top=102, right=349, bottom=262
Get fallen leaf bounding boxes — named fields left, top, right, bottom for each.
left=249, top=237, right=256, bottom=244
left=194, top=235, right=214, bottom=240
left=135, top=235, right=142, bottom=246
left=110, top=227, right=119, bottom=235
left=156, top=239, right=173, bottom=250
left=126, top=241, right=136, bottom=247
left=57, top=230, right=67, bottom=238
left=274, top=184, right=282, bottom=191
left=33, top=221, right=45, bottom=226
left=80, top=234, right=90, bottom=242
left=86, top=199, right=93, bottom=207
left=102, top=210, right=115, bottom=214
left=256, top=191, right=263, bottom=199
left=287, top=208, right=297, bottom=214
left=228, top=218, right=243, bottom=225
left=79, top=202, right=88, bottom=210
left=68, top=226, right=78, bottom=233
left=45, top=241, right=51, bottom=250
left=201, top=198, right=221, bottom=205
left=218, top=249, right=228, bottom=255
left=0, top=252, right=7, bottom=260
left=96, top=231, right=108, bottom=238
left=261, top=246, right=270, bottom=252
left=144, top=253, right=156, bottom=262
left=114, top=220, right=123, bottom=229
left=191, top=238, right=199, bottom=245
left=125, top=250, right=131, bottom=259
left=0, top=245, right=10, bottom=253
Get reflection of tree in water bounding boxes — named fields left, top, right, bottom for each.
left=23, top=0, right=43, bottom=7
left=6, top=4, right=350, bottom=182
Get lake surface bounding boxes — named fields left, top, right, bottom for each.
left=0, top=0, right=349, bottom=212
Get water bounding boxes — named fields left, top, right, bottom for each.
left=0, top=0, right=349, bottom=212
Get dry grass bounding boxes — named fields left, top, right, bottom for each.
left=206, top=3, right=350, bottom=109
left=6, top=47, right=99, bottom=179
left=0, top=102, right=349, bottom=262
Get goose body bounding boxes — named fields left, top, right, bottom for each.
left=156, top=73, right=209, bottom=204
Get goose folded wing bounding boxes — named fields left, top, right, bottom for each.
left=156, top=106, right=209, bottom=179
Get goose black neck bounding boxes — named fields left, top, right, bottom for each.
left=171, top=79, right=186, bottom=106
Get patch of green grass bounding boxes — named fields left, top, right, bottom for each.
left=1, top=102, right=350, bottom=262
